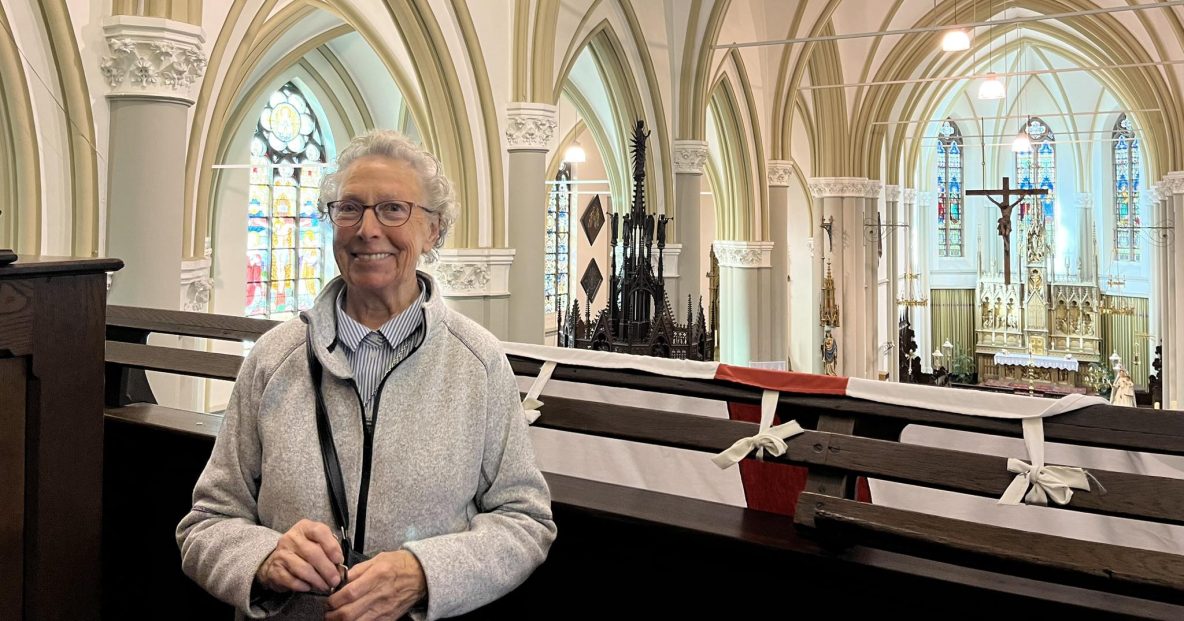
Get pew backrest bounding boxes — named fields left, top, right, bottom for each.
left=102, top=304, right=1184, bottom=616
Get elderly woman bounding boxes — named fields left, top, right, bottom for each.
left=178, top=130, right=555, bottom=620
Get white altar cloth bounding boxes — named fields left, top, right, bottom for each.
left=993, top=352, right=1079, bottom=371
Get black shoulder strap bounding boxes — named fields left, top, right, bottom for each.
left=304, top=321, right=352, bottom=545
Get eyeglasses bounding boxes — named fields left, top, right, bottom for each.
left=326, top=199, right=424, bottom=227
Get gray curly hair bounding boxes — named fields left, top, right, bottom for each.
left=319, top=129, right=457, bottom=263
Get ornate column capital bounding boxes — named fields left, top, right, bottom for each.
left=884, top=184, right=901, bottom=202
left=429, top=248, right=516, bottom=297
left=807, top=177, right=868, bottom=198
left=862, top=180, right=883, bottom=199
left=1163, top=172, right=1184, bottom=196
left=902, top=188, right=917, bottom=205
left=1075, top=194, right=1093, bottom=209
left=100, top=16, right=207, bottom=105
left=504, top=103, right=558, bottom=151
left=179, top=241, right=212, bottom=311
left=766, top=160, right=794, bottom=187
left=671, top=140, right=709, bottom=175
left=712, top=240, right=775, bottom=269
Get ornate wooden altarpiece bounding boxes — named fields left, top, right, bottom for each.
left=558, top=121, right=713, bottom=360
left=974, top=206, right=1101, bottom=392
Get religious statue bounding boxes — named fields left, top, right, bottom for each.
left=1082, top=301, right=1095, bottom=336
left=1068, top=301, right=1081, bottom=334
left=1026, top=217, right=1048, bottom=263
left=1110, top=368, right=1137, bottom=407
left=1055, top=300, right=1069, bottom=333
left=821, top=329, right=839, bottom=376
left=1006, top=296, right=1018, bottom=329
left=981, top=295, right=993, bottom=328
left=994, top=296, right=1004, bottom=329
left=1028, top=268, right=1042, bottom=291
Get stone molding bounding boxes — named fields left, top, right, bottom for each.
left=100, top=15, right=207, bottom=104
left=884, top=184, right=901, bottom=202
left=808, top=177, right=874, bottom=198
left=671, top=140, right=709, bottom=175
left=1162, top=172, right=1184, bottom=196
left=504, top=103, right=558, bottom=151
left=766, top=160, right=794, bottom=187
left=430, top=248, right=515, bottom=297
left=1076, top=194, right=1093, bottom=209
left=180, top=243, right=212, bottom=312
left=863, top=180, right=883, bottom=199
left=902, top=188, right=918, bottom=205
left=713, top=240, right=774, bottom=269
left=651, top=243, right=682, bottom=278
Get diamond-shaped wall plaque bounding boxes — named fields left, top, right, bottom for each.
left=581, top=258, right=603, bottom=303
left=580, top=195, right=605, bottom=244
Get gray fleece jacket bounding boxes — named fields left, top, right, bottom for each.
left=176, top=273, right=555, bottom=619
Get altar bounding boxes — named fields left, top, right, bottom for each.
left=973, top=216, right=1100, bottom=393
left=981, top=351, right=1084, bottom=393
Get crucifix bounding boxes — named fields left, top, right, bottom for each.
left=966, top=177, right=1048, bottom=285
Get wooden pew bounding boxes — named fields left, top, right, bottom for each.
left=103, top=305, right=1184, bottom=618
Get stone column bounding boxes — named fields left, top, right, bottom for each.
left=505, top=103, right=557, bottom=344
left=913, top=191, right=934, bottom=371
left=808, top=178, right=874, bottom=377
left=672, top=140, right=709, bottom=311
left=1164, top=173, right=1184, bottom=407
left=900, top=189, right=919, bottom=373
left=1150, top=184, right=1166, bottom=406
left=100, top=15, right=207, bottom=410
left=766, top=161, right=793, bottom=364
left=713, top=241, right=775, bottom=365
left=884, top=185, right=901, bottom=380
left=428, top=249, right=515, bottom=339
left=101, top=15, right=207, bottom=309
left=860, top=181, right=883, bottom=379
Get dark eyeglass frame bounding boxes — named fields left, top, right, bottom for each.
left=326, top=199, right=425, bottom=227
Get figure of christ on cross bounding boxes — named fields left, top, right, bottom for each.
left=966, top=176, right=1049, bottom=285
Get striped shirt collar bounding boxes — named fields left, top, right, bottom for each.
left=334, top=277, right=428, bottom=354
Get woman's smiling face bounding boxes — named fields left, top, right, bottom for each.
left=332, top=156, right=439, bottom=297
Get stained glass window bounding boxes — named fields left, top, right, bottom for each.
left=545, top=163, right=572, bottom=315
left=246, top=82, right=329, bottom=320
left=936, top=118, right=964, bottom=257
left=1113, top=114, right=1140, bottom=261
left=1015, top=117, right=1055, bottom=232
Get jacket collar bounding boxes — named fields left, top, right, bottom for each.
left=303, top=270, right=445, bottom=380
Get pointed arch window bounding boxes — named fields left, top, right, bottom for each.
left=936, top=118, right=964, bottom=257
left=1113, top=113, right=1140, bottom=261
left=246, top=81, right=330, bottom=319
left=545, top=163, right=571, bottom=315
left=1015, top=117, right=1055, bottom=229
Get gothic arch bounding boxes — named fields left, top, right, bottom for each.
left=0, top=2, right=40, bottom=253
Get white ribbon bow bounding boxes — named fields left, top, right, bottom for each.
left=712, top=421, right=805, bottom=469
left=521, top=361, right=557, bottom=425
left=997, top=416, right=1091, bottom=506
left=999, top=458, right=1091, bottom=506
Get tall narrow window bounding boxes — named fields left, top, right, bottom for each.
left=246, top=82, right=329, bottom=320
left=545, top=163, right=571, bottom=315
left=936, top=118, right=964, bottom=257
left=1113, top=113, right=1140, bottom=261
left=1015, top=117, right=1055, bottom=230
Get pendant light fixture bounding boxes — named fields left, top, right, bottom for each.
left=978, top=0, right=1004, bottom=99
left=942, top=0, right=971, bottom=51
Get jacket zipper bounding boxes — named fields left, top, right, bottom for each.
left=351, top=325, right=426, bottom=553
